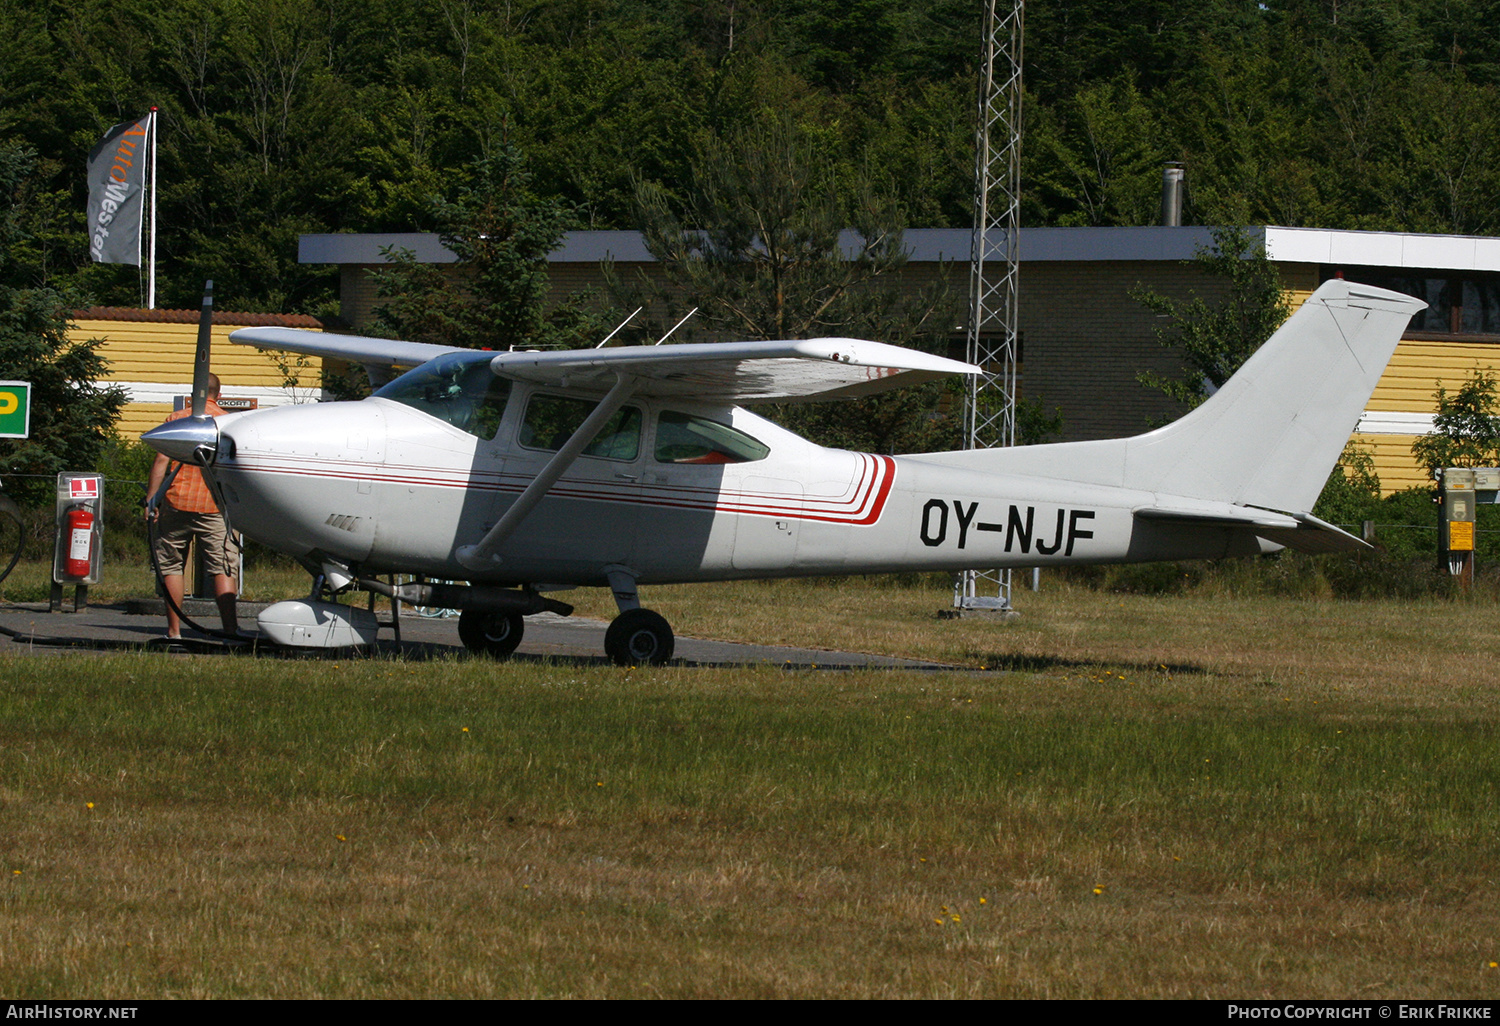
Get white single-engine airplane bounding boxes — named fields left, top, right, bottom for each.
left=143, top=279, right=1424, bottom=663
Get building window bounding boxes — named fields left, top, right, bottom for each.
left=1323, top=267, right=1500, bottom=338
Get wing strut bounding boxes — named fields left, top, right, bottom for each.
left=455, top=373, right=637, bottom=572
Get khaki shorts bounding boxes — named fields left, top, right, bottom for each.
left=153, top=505, right=241, bottom=578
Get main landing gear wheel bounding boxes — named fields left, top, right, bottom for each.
left=604, top=608, right=674, bottom=666
left=458, top=609, right=525, bottom=658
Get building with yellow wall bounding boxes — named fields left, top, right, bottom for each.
left=72, top=307, right=326, bottom=439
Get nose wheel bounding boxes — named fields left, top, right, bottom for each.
left=458, top=608, right=525, bottom=658
left=604, top=608, right=674, bottom=666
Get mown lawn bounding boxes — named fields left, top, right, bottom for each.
left=1, top=579, right=1498, bottom=997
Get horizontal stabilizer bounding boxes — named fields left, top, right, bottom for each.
left=488, top=338, right=980, bottom=403
left=1136, top=505, right=1370, bottom=554
left=1261, top=512, right=1372, bottom=554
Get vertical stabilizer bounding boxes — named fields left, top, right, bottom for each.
left=918, top=279, right=1425, bottom=512
left=1129, top=279, right=1424, bottom=510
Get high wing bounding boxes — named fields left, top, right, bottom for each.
left=229, top=328, right=980, bottom=403
left=487, top=338, right=980, bottom=402
left=228, top=326, right=466, bottom=381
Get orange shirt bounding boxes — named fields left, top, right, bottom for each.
left=162, top=400, right=224, bottom=514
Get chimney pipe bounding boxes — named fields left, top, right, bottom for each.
left=1160, top=163, right=1184, bottom=227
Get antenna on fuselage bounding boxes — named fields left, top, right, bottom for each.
left=654, top=307, right=697, bottom=345
left=594, top=306, right=642, bottom=348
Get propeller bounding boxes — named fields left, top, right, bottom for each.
left=140, top=280, right=221, bottom=466
left=190, top=280, right=213, bottom=418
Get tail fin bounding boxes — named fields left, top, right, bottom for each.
left=927, top=279, right=1425, bottom=512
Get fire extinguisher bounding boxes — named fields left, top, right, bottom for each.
left=64, top=504, right=94, bottom=579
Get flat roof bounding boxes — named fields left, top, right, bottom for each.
left=300, top=226, right=1500, bottom=272
left=1260, top=225, right=1500, bottom=272
left=299, top=231, right=655, bottom=265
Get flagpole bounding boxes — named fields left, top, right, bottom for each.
left=147, top=107, right=157, bottom=310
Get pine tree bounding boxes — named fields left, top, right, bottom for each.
left=0, top=143, right=125, bottom=507
left=370, top=146, right=600, bottom=353
left=620, top=117, right=960, bottom=454
left=1133, top=225, right=1291, bottom=411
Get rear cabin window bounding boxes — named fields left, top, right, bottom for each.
left=372, top=353, right=511, bottom=440
left=654, top=411, right=770, bottom=464
left=519, top=394, right=642, bottom=461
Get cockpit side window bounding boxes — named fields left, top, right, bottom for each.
left=372, top=354, right=512, bottom=440
left=519, top=394, right=642, bottom=461
left=654, top=411, right=770, bottom=464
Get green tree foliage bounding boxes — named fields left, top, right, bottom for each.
left=633, top=119, right=917, bottom=341
left=1015, top=396, right=1065, bottom=447
left=371, top=148, right=600, bottom=352
left=0, top=143, right=125, bottom=506
left=1133, top=225, right=1292, bottom=410
left=1026, top=76, right=1162, bottom=227
left=1373, top=71, right=1500, bottom=235
left=5, top=0, right=1500, bottom=318
left=1313, top=441, right=1385, bottom=527
left=623, top=116, right=961, bottom=454
left=1411, top=369, right=1500, bottom=475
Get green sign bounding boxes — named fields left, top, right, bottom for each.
left=0, top=382, right=31, bottom=439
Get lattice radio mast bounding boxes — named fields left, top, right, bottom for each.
left=954, top=0, right=1024, bottom=612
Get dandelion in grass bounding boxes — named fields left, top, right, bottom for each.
left=86, top=802, right=94, bottom=809
left=337, top=835, right=347, bottom=842
left=1093, top=886, right=1104, bottom=895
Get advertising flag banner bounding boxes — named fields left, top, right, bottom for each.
left=86, top=115, right=152, bottom=265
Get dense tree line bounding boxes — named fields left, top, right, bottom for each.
left=2, top=0, right=1499, bottom=317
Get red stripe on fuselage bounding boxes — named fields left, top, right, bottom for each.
left=225, top=453, right=896, bottom=525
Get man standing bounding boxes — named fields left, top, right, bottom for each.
left=144, top=373, right=241, bottom=640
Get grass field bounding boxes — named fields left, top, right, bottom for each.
left=1, top=573, right=1499, bottom=998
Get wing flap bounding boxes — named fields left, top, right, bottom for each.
left=488, top=338, right=980, bottom=402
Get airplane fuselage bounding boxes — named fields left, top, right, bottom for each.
left=208, top=386, right=1274, bottom=589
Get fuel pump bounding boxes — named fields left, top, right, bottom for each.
left=1440, top=467, right=1478, bottom=589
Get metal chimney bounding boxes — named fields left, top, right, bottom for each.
left=1160, top=163, right=1184, bottom=226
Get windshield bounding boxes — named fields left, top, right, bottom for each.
left=373, top=352, right=511, bottom=439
